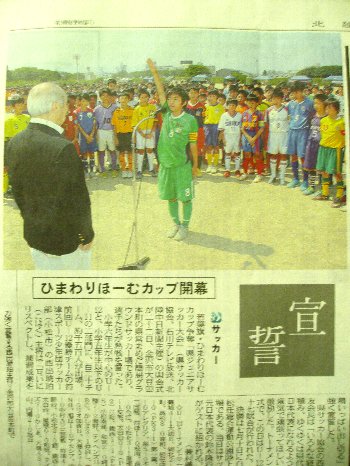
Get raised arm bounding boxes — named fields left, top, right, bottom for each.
left=147, top=58, right=166, bottom=106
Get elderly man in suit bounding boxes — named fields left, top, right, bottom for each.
left=8, top=82, right=94, bottom=269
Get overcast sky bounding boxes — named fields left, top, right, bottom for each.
left=6, top=28, right=342, bottom=75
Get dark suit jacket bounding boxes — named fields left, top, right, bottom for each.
left=8, top=122, right=94, bottom=255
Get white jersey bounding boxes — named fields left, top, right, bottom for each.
left=218, top=111, right=242, bottom=154
left=265, top=105, right=289, bottom=133
left=218, top=111, right=242, bottom=137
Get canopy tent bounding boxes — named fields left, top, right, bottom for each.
left=288, top=75, right=312, bottom=82
left=191, top=74, right=209, bottom=82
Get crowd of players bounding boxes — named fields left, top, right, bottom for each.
left=4, top=76, right=346, bottom=208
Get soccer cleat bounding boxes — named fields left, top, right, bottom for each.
left=299, top=181, right=308, bottom=191
left=303, top=187, right=315, bottom=196
left=331, top=197, right=344, bottom=208
left=167, top=224, right=180, bottom=238
left=121, top=171, right=128, bottom=178
left=234, top=170, right=241, bottom=178
left=287, top=179, right=300, bottom=188
left=253, top=175, right=262, bottom=183
left=206, top=165, right=212, bottom=173
left=239, top=173, right=248, bottom=181
left=268, top=176, right=276, bottom=184
left=223, top=170, right=231, bottom=178
left=340, top=204, right=347, bottom=212
left=127, top=171, right=133, bottom=178
left=173, top=225, right=188, bottom=241
left=150, top=169, right=157, bottom=177
left=313, top=194, right=329, bottom=201
left=211, top=166, right=217, bottom=174
left=136, top=171, right=143, bottom=180
left=312, top=190, right=322, bottom=198
left=280, top=179, right=286, bottom=186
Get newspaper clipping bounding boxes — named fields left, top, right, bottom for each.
left=1, top=1, right=350, bottom=465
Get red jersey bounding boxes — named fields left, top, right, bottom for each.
left=62, top=108, right=77, bottom=140
left=186, top=101, right=205, bottom=128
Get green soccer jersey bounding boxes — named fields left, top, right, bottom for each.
left=157, top=103, right=198, bottom=168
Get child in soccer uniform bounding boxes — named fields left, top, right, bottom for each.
left=264, top=86, right=274, bottom=105
left=94, top=88, right=118, bottom=177
left=254, top=87, right=271, bottom=174
left=131, top=90, right=157, bottom=179
left=286, top=82, right=315, bottom=189
left=4, top=95, right=30, bottom=139
left=314, top=99, right=345, bottom=207
left=217, top=94, right=227, bottom=165
left=254, top=87, right=270, bottom=115
left=265, top=89, right=289, bottom=185
left=187, top=87, right=206, bottom=174
left=89, top=93, right=97, bottom=110
left=111, top=92, right=134, bottom=178
left=240, top=94, right=265, bottom=182
left=236, top=90, right=249, bottom=114
left=62, top=93, right=79, bottom=155
left=303, top=94, right=328, bottom=196
left=147, top=58, right=198, bottom=242
left=149, top=90, right=163, bottom=162
left=218, top=94, right=226, bottom=107
left=218, top=99, right=242, bottom=178
left=75, top=93, right=97, bottom=178
left=4, top=95, right=30, bottom=196
left=203, top=90, right=225, bottom=174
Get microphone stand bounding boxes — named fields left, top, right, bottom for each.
left=118, top=113, right=158, bottom=270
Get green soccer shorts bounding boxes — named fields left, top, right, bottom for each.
left=316, top=145, right=344, bottom=174
left=158, top=163, right=194, bottom=202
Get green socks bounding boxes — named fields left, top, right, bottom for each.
left=168, top=200, right=180, bottom=225
left=168, top=200, right=193, bottom=228
left=182, top=201, right=192, bottom=228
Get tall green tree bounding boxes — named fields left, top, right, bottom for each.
left=184, top=64, right=211, bottom=77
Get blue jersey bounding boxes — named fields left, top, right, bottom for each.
left=287, top=98, right=314, bottom=130
left=76, top=110, right=95, bottom=134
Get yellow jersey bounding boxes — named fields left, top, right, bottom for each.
left=4, top=113, right=30, bottom=140
left=131, top=104, right=156, bottom=131
left=204, top=104, right=225, bottom=125
left=111, top=107, right=134, bottom=133
left=319, top=116, right=345, bottom=149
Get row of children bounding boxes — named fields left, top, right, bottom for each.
left=5, top=79, right=345, bottom=209
left=186, top=82, right=346, bottom=209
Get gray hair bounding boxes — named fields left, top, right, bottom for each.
left=27, top=82, right=67, bottom=117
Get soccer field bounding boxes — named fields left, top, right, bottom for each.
left=3, top=168, right=347, bottom=270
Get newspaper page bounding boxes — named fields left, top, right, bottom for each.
left=0, top=1, right=350, bottom=465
